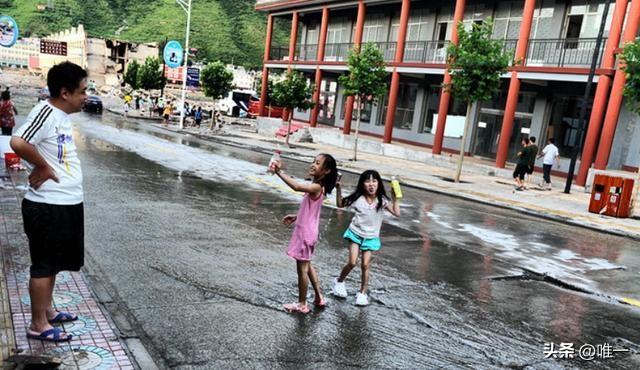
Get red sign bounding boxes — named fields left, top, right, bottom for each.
left=164, top=66, right=184, bottom=82
left=40, top=40, right=67, bottom=56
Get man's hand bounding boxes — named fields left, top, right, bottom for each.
left=29, top=165, right=59, bottom=190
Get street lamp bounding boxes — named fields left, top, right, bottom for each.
left=176, top=0, right=192, bottom=130
left=564, top=0, right=612, bottom=193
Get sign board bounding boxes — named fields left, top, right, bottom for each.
left=0, top=15, right=19, bottom=48
left=163, top=40, right=183, bottom=69
left=164, top=66, right=183, bottom=82
left=186, top=67, right=200, bottom=88
left=40, top=39, right=67, bottom=56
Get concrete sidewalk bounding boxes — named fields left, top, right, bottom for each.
left=152, top=119, right=640, bottom=241
left=0, top=169, right=139, bottom=369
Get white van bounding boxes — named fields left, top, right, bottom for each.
left=216, top=89, right=256, bottom=117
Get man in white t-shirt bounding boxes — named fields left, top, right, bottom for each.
left=10, top=62, right=87, bottom=342
left=537, top=137, right=560, bottom=190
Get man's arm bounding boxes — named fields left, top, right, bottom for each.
left=10, top=137, right=58, bottom=189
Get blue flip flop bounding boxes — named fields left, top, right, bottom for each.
left=26, top=327, right=73, bottom=342
left=48, top=311, right=78, bottom=324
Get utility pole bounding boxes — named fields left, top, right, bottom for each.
left=564, top=0, right=612, bottom=194
left=176, top=0, right=192, bottom=130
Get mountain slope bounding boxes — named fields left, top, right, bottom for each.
left=2, top=0, right=288, bottom=68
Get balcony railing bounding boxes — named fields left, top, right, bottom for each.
left=298, top=44, right=318, bottom=61
left=403, top=41, right=450, bottom=64
left=270, top=38, right=606, bottom=69
left=524, top=38, right=607, bottom=68
left=324, top=43, right=353, bottom=62
left=372, top=42, right=398, bottom=62
left=269, top=46, right=290, bottom=61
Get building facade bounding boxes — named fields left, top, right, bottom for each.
left=256, top=0, right=640, bottom=185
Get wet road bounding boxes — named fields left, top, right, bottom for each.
left=9, top=94, right=640, bottom=368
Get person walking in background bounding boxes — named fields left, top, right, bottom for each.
left=0, top=90, right=18, bottom=135
left=513, top=137, right=530, bottom=191
left=194, top=107, right=203, bottom=127
left=525, top=136, right=539, bottom=189
left=538, top=138, right=560, bottom=190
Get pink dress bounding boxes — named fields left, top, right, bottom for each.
left=287, top=192, right=324, bottom=261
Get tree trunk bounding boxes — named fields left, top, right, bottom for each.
left=209, top=99, right=217, bottom=130
left=353, top=95, right=361, bottom=161
left=285, top=112, right=293, bottom=147
left=454, top=101, right=473, bottom=183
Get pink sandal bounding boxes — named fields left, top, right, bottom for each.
left=283, top=302, right=310, bottom=314
left=313, top=297, right=327, bottom=308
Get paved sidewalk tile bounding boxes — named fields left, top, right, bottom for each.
left=1, top=171, right=134, bottom=370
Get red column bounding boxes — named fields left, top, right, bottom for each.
left=259, top=14, right=274, bottom=116
left=311, top=7, right=330, bottom=127
left=495, top=0, right=536, bottom=168
left=576, top=0, right=629, bottom=184
left=288, top=12, right=299, bottom=65
left=343, top=0, right=366, bottom=135
left=383, top=0, right=411, bottom=143
left=594, top=0, right=640, bottom=170
left=432, top=0, right=466, bottom=154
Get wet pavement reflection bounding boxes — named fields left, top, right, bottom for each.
left=9, top=97, right=640, bottom=368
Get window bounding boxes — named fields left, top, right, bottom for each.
left=380, top=81, right=419, bottom=130
left=362, top=13, right=388, bottom=42
left=340, top=95, right=373, bottom=123
left=564, top=0, right=614, bottom=40
left=406, top=9, right=431, bottom=42
left=546, top=96, right=591, bottom=157
left=419, top=85, right=441, bottom=133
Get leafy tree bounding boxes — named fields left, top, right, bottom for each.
left=124, top=60, right=141, bottom=90
left=338, top=43, right=388, bottom=161
left=621, top=41, right=640, bottom=114
left=445, top=19, right=511, bottom=182
left=0, top=0, right=14, bottom=8
left=137, top=57, right=165, bottom=91
left=201, top=61, right=234, bottom=129
left=271, top=71, right=314, bottom=147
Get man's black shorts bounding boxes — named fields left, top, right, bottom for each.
left=526, top=165, right=535, bottom=175
left=513, top=164, right=529, bottom=181
left=22, top=199, right=84, bottom=278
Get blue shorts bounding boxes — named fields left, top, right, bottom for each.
left=343, top=229, right=381, bottom=251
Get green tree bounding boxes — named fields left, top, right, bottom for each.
left=445, top=19, right=511, bottom=182
left=621, top=41, right=640, bottom=114
left=0, top=0, right=15, bottom=7
left=338, top=43, right=388, bottom=161
left=124, top=60, right=141, bottom=90
left=137, top=57, right=165, bottom=91
left=271, top=70, right=314, bottom=147
left=201, top=61, right=234, bottom=129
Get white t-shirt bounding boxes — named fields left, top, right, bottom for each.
left=542, top=144, right=559, bottom=165
left=13, top=101, right=83, bottom=205
left=348, top=196, right=389, bottom=239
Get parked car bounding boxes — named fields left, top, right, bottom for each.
left=83, top=95, right=103, bottom=114
left=37, top=87, right=49, bottom=102
left=217, top=89, right=255, bottom=117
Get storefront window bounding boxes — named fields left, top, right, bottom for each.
left=340, top=95, right=372, bottom=123
left=546, top=96, right=591, bottom=157
left=380, top=82, right=418, bottom=130
left=419, top=85, right=440, bottom=133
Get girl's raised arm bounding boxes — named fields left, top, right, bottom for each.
left=275, top=167, right=322, bottom=197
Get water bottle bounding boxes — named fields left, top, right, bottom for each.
left=268, top=150, right=281, bottom=175
left=391, top=175, right=403, bottom=199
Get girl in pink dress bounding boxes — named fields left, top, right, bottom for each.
left=273, top=153, right=338, bottom=314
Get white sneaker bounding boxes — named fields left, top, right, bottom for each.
left=355, top=292, right=369, bottom=306
left=332, top=278, right=348, bottom=298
